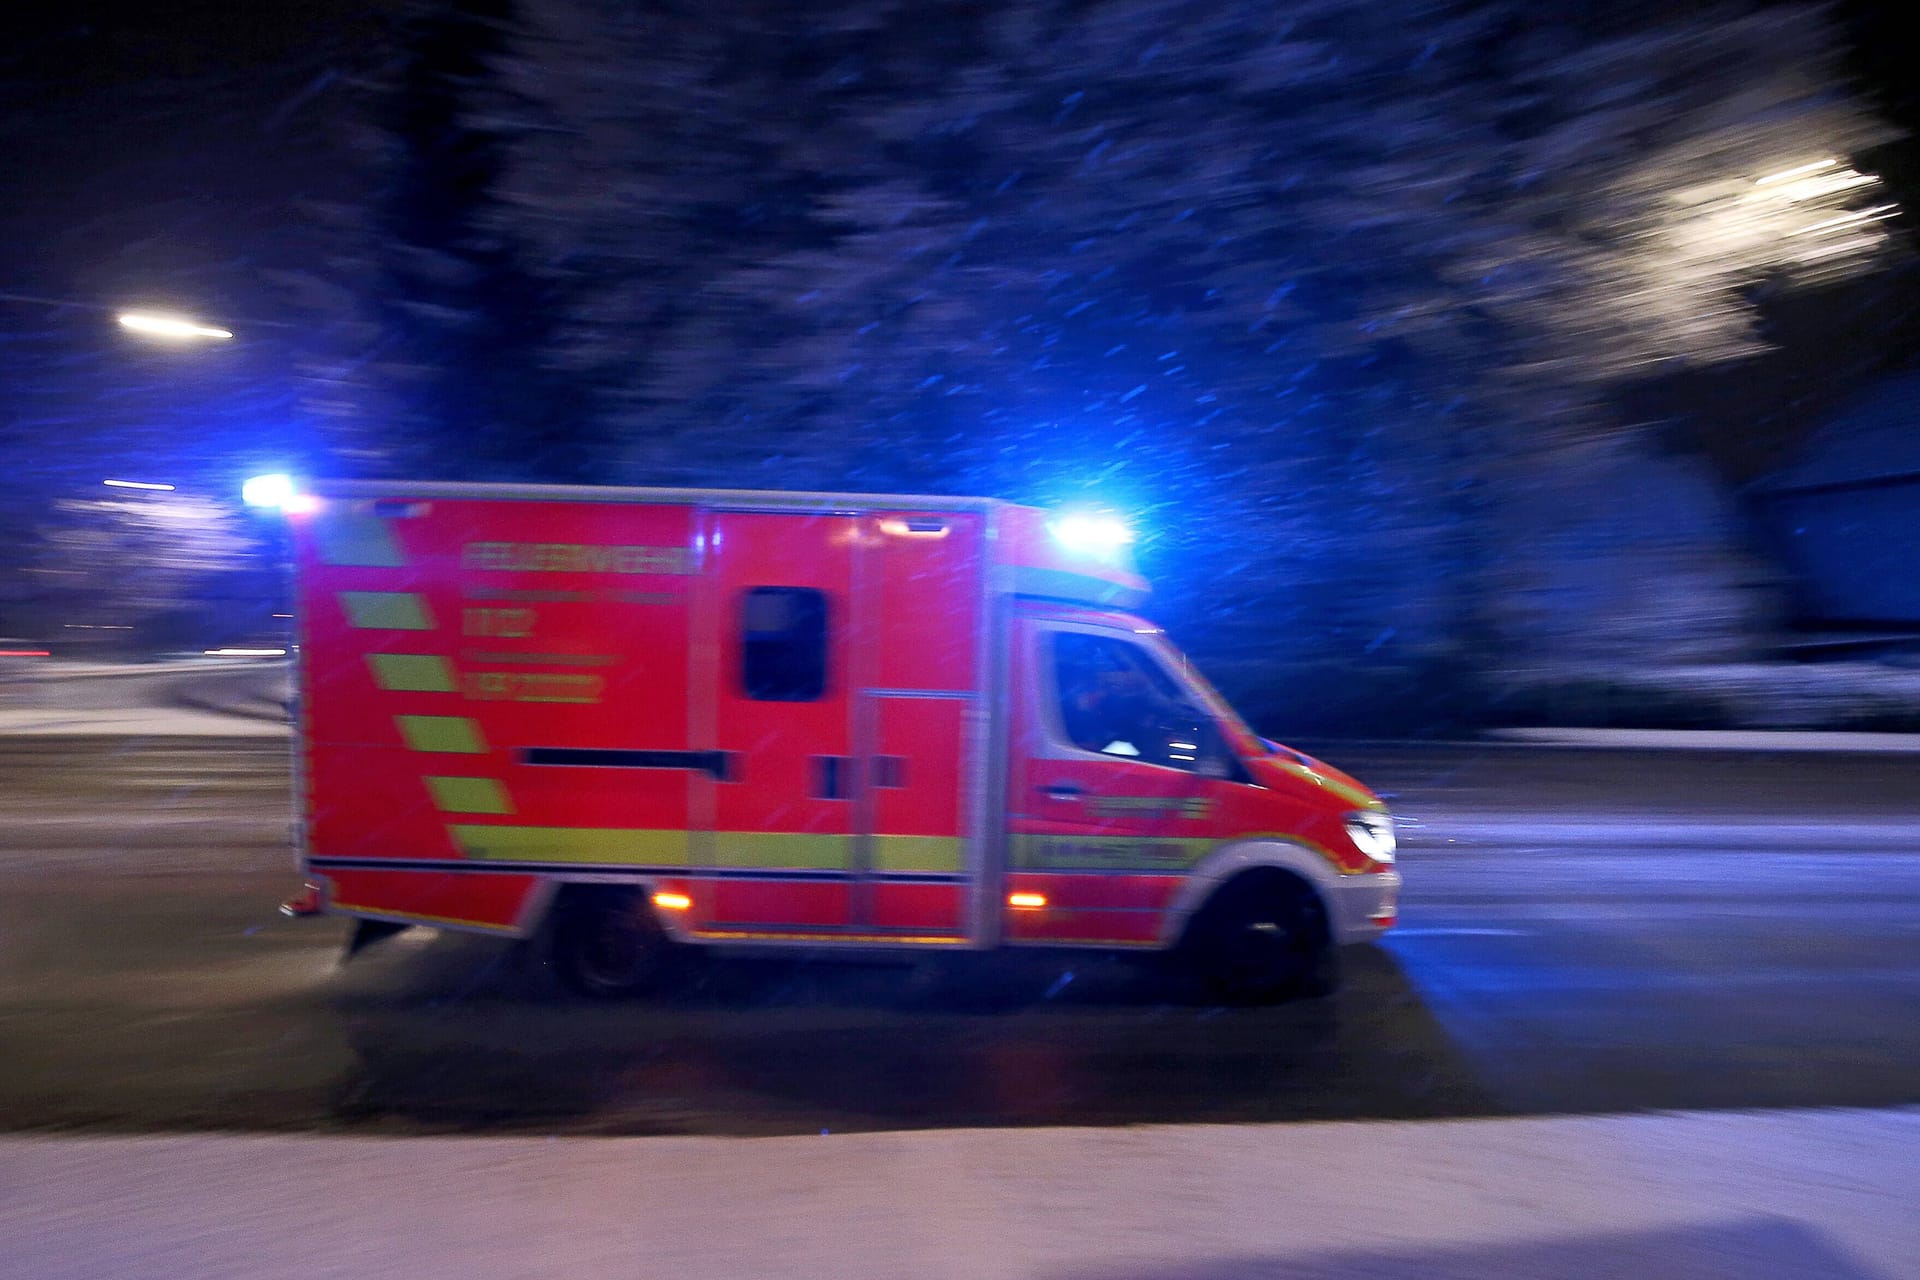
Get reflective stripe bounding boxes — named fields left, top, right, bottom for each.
left=872, top=834, right=964, bottom=873
left=1010, top=834, right=1212, bottom=871
left=367, top=653, right=456, bottom=692
left=690, top=930, right=968, bottom=945
left=314, top=514, right=407, bottom=568
left=397, top=715, right=486, bottom=754
left=341, top=591, right=435, bottom=631
left=712, top=832, right=852, bottom=870
left=425, top=777, right=513, bottom=814
left=1268, top=759, right=1375, bottom=810
left=1011, top=831, right=1355, bottom=875
left=451, top=825, right=691, bottom=863
left=1085, top=795, right=1213, bottom=820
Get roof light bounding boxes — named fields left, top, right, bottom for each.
left=1049, top=513, right=1134, bottom=556
left=242, top=473, right=297, bottom=510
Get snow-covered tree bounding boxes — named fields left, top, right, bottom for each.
left=307, top=0, right=1908, bottom=725
left=3, top=492, right=262, bottom=653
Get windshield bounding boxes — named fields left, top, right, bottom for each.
left=1132, top=625, right=1269, bottom=757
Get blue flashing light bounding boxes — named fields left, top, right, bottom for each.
left=242, top=474, right=296, bottom=510
left=1049, top=512, right=1135, bottom=557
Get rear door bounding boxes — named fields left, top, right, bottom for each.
left=298, top=493, right=701, bottom=934
left=855, top=510, right=987, bottom=941
left=693, top=511, right=859, bottom=933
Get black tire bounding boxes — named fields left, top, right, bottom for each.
left=550, top=890, right=674, bottom=998
left=1184, top=876, right=1336, bottom=1004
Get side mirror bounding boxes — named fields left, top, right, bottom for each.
left=1179, top=716, right=1250, bottom=783
left=1155, top=709, right=1232, bottom=776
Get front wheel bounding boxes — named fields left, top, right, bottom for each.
left=1183, top=877, right=1336, bottom=1004
left=550, top=890, right=675, bottom=998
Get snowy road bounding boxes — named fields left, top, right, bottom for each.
left=2, top=699, right=1917, bottom=1276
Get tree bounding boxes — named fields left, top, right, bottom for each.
left=3, top=491, right=261, bottom=653
left=310, top=0, right=1908, bottom=726
left=299, top=0, right=607, bottom=482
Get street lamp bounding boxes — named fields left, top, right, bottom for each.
left=116, top=311, right=234, bottom=341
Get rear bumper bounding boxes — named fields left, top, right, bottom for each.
left=1326, top=869, right=1401, bottom=943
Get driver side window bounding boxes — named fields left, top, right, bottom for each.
left=1051, top=631, right=1206, bottom=770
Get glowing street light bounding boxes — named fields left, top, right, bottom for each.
left=117, top=311, right=234, bottom=341
left=102, top=479, right=176, bottom=491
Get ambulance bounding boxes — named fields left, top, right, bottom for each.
left=289, top=482, right=1399, bottom=1002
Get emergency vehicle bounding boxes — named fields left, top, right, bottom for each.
left=288, top=482, right=1399, bottom=1002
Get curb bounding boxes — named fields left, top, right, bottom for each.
left=1485, top=727, right=1920, bottom=754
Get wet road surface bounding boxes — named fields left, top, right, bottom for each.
left=1, top=738, right=1916, bottom=1135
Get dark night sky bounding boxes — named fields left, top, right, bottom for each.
left=3, top=0, right=1914, bottom=312
left=1, top=2, right=395, bottom=325
left=2, top=0, right=1915, bottom=487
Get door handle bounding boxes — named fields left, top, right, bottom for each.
left=812, top=755, right=852, bottom=800
left=1041, top=782, right=1086, bottom=800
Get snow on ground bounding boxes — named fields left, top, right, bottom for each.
left=1, top=1108, right=1913, bottom=1280
left=0, top=703, right=287, bottom=736
left=0, top=658, right=289, bottom=736
left=1492, top=726, right=1920, bottom=753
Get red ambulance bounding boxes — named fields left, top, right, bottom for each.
left=290, top=482, right=1398, bottom=1001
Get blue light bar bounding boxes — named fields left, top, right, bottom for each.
left=1048, top=513, right=1135, bottom=556
left=242, top=474, right=296, bottom=509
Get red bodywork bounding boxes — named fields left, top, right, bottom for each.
left=293, top=484, right=1391, bottom=952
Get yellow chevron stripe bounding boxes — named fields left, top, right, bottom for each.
left=425, top=777, right=513, bottom=814
left=397, top=715, right=485, bottom=754
left=368, top=653, right=456, bottom=692
left=341, top=591, right=435, bottom=631
left=313, top=513, right=406, bottom=568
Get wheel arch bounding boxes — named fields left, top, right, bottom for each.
left=1161, top=839, right=1340, bottom=948
left=545, top=876, right=669, bottom=931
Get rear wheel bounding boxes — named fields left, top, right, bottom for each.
left=1184, top=875, right=1335, bottom=1004
left=550, top=890, right=675, bottom=998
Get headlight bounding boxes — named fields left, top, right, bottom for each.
left=1344, top=810, right=1396, bottom=864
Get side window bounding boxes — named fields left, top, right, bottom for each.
left=740, top=587, right=828, bottom=701
left=1052, top=631, right=1200, bottom=768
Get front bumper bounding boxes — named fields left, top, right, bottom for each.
left=1326, top=869, right=1401, bottom=943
